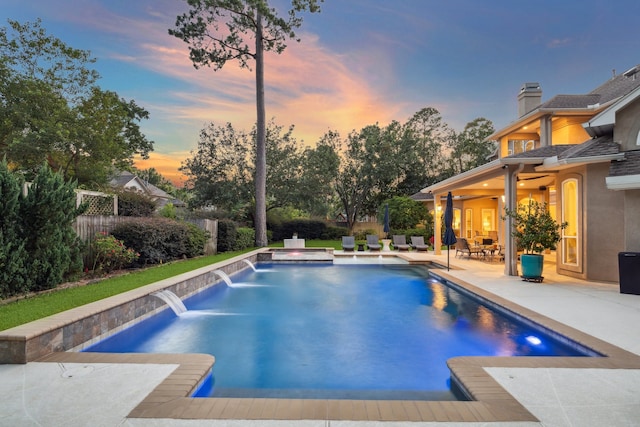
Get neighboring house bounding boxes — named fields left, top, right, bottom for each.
left=422, top=64, right=640, bottom=283
left=109, top=170, right=185, bottom=210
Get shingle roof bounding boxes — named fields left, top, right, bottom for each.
left=538, top=65, right=640, bottom=110
left=410, top=192, right=433, bottom=201
left=558, top=135, right=618, bottom=159
left=542, top=94, right=601, bottom=109
left=609, top=150, right=640, bottom=177
left=109, top=170, right=137, bottom=187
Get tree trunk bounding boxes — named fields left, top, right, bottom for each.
left=254, top=11, right=268, bottom=247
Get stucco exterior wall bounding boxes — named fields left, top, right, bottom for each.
left=624, top=190, right=640, bottom=252
left=615, top=97, right=640, bottom=151
left=584, top=163, right=625, bottom=282
left=555, top=164, right=624, bottom=283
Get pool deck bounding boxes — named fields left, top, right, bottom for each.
left=2, top=249, right=640, bottom=426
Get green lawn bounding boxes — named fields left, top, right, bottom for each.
left=0, top=240, right=343, bottom=332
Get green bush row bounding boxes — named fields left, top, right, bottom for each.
left=111, top=218, right=210, bottom=265
left=269, top=218, right=345, bottom=241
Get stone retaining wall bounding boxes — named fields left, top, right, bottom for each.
left=0, top=252, right=261, bottom=364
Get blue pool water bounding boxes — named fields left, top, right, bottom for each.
left=85, top=263, right=593, bottom=400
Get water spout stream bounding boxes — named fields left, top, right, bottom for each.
left=151, top=290, right=187, bottom=316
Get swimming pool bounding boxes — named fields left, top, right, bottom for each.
left=84, top=263, right=593, bottom=400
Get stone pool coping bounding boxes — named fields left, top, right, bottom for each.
left=3, top=251, right=640, bottom=422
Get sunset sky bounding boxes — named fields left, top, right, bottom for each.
left=3, top=0, right=639, bottom=185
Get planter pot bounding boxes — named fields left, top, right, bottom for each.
left=520, top=254, right=544, bottom=280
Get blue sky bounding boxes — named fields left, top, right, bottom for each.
left=2, top=0, right=639, bottom=184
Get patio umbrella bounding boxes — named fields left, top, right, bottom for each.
left=383, top=203, right=390, bottom=238
left=443, top=192, right=458, bottom=271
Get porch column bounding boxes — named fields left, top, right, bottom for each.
left=434, top=193, right=442, bottom=255
left=504, top=164, right=524, bottom=276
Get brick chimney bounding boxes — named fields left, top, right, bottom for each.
left=518, top=82, right=542, bottom=117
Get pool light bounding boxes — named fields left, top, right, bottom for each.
left=525, top=335, right=542, bottom=346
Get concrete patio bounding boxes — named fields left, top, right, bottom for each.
left=1, top=249, right=639, bottom=426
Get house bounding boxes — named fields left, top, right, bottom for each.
left=109, top=170, right=185, bottom=210
left=421, top=64, right=640, bottom=283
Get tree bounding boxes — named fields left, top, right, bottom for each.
left=169, top=0, right=322, bottom=247
left=299, top=134, right=340, bottom=218
left=137, top=167, right=176, bottom=195
left=180, top=122, right=254, bottom=214
left=383, top=196, right=429, bottom=230
left=333, top=128, right=375, bottom=233
left=448, top=117, right=496, bottom=175
left=0, top=159, right=27, bottom=297
left=18, top=164, right=85, bottom=291
left=182, top=120, right=331, bottom=220
left=399, top=107, right=453, bottom=191
left=0, top=19, right=154, bottom=185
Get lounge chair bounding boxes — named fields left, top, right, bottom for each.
left=341, top=236, right=355, bottom=252
left=392, top=235, right=411, bottom=251
left=454, top=238, right=482, bottom=258
left=410, top=236, right=429, bottom=252
left=366, top=234, right=381, bottom=251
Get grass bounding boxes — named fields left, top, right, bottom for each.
left=0, top=240, right=343, bottom=332
left=0, top=248, right=258, bottom=332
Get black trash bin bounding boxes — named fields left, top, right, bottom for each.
left=619, top=252, right=640, bottom=295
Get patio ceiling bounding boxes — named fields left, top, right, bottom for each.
left=431, top=171, right=556, bottom=201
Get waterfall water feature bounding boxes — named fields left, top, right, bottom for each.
left=242, top=259, right=257, bottom=272
left=214, top=269, right=266, bottom=288
left=151, top=290, right=187, bottom=315
left=213, top=270, right=234, bottom=286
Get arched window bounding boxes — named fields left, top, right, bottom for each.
left=562, top=179, right=579, bottom=266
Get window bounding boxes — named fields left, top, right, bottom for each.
left=465, top=208, right=473, bottom=239
left=562, top=179, right=579, bottom=266
left=508, top=139, right=540, bottom=155
left=453, top=208, right=461, bottom=236
left=481, top=209, right=495, bottom=235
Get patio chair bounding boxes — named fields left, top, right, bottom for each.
left=341, top=236, right=355, bottom=252
left=410, top=236, right=429, bottom=252
left=392, top=235, right=411, bottom=251
left=454, top=238, right=482, bottom=258
left=366, top=234, right=381, bottom=251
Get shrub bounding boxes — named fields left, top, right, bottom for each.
left=91, top=232, right=139, bottom=273
left=185, top=223, right=210, bottom=258
left=322, top=225, right=348, bottom=240
left=116, top=189, right=156, bottom=216
left=19, top=164, right=85, bottom=291
left=112, top=218, right=196, bottom=265
left=354, top=229, right=376, bottom=241
left=234, top=227, right=255, bottom=251
left=0, top=159, right=28, bottom=297
left=217, top=219, right=237, bottom=252
left=158, top=202, right=178, bottom=219
left=270, top=219, right=329, bottom=241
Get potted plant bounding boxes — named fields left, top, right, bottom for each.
left=503, top=200, right=568, bottom=281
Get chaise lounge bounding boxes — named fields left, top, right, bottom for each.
left=410, top=236, right=430, bottom=252
left=392, top=235, right=411, bottom=251
left=366, top=234, right=381, bottom=251
left=341, top=236, right=355, bottom=252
